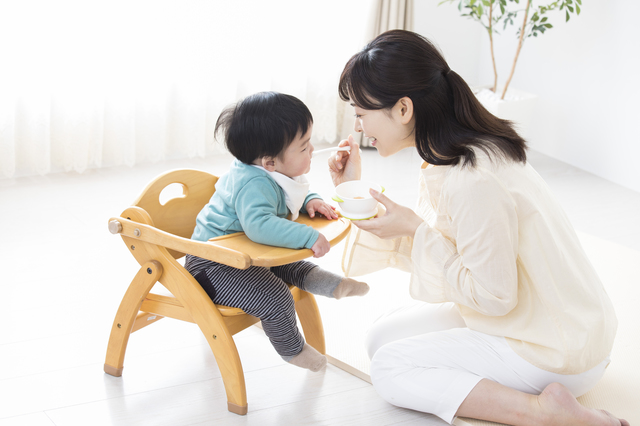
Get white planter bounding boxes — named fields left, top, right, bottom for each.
left=474, top=86, right=538, bottom=141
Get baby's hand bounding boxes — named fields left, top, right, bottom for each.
left=311, top=233, right=330, bottom=258
left=306, top=198, right=339, bottom=220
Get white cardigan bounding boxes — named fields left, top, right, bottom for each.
left=342, top=153, right=617, bottom=374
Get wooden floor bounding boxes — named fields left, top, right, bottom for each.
left=1, top=146, right=639, bottom=426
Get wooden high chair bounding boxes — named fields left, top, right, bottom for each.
left=104, top=169, right=351, bottom=415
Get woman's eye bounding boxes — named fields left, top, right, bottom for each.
left=354, top=114, right=361, bottom=118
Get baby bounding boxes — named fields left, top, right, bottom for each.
left=185, top=91, right=369, bottom=372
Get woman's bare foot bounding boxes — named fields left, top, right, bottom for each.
left=456, top=379, right=628, bottom=426
left=535, top=382, right=629, bottom=426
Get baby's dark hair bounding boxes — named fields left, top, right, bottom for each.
left=214, top=91, right=313, bottom=164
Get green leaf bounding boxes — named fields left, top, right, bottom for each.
left=567, top=5, right=574, bottom=12
left=540, top=17, right=548, bottom=22
left=576, top=4, right=581, bottom=14
left=545, top=23, right=553, bottom=28
left=566, top=10, right=570, bottom=21
left=576, top=0, right=582, bottom=5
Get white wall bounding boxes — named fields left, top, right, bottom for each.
left=413, top=2, right=484, bottom=86
left=414, top=1, right=640, bottom=193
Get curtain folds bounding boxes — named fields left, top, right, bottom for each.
left=373, top=0, right=414, bottom=35
left=0, top=0, right=373, bottom=178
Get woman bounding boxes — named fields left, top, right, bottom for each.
left=329, top=30, right=627, bottom=426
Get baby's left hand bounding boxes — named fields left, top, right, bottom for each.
left=306, top=198, right=339, bottom=220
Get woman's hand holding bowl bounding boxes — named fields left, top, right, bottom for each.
left=329, top=134, right=361, bottom=187
left=352, top=188, right=424, bottom=239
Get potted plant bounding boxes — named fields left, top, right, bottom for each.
left=440, top=0, right=581, bottom=137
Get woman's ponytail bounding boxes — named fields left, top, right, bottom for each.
left=444, top=69, right=527, bottom=166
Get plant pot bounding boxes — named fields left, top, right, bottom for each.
left=474, top=86, right=538, bottom=141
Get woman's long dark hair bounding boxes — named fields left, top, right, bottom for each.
left=339, top=30, right=527, bottom=167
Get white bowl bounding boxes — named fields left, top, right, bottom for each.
left=332, top=180, right=384, bottom=220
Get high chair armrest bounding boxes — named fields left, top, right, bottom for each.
left=204, top=216, right=352, bottom=268
left=108, top=218, right=252, bottom=269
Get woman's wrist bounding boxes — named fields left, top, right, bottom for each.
left=332, top=165, right=361, bottom=187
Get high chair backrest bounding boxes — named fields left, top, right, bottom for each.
left=132, top=169, right=218, bottom=258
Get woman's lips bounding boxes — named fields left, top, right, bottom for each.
left=369, top=137, right=377, bottom=146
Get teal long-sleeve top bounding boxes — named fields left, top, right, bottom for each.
left=192, top=160, right=322, bottom=249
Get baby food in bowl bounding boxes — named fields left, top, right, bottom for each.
left=332, top=180, right=384, bottom=220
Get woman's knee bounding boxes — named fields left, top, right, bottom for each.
left=365, top=302, right=466, bottom=359
left=369, top=341, right=425, bottom=408
left=364, top=303, right=423, bottom=359
left=365, top=317, right=398, bottom=359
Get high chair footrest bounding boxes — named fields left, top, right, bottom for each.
left=104, top=364, right=123, bottom=377
left=227, top=402, right=248, bottom=415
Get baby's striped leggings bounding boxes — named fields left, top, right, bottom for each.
left=185, top=254, right=338, bottom=358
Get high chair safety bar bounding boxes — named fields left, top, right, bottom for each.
left=103, top=168, right=351, bottom=415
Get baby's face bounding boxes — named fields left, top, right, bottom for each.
left=276, top=126, right=314, bottom=178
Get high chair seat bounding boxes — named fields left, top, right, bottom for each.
left=103, top=168, right=350, bottom=415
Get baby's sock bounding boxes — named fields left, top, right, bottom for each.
left=285, top=343, right=327, bottom=372
left=332, top=277, right=370, bottom=300
left=302, top=267, right=369, bottom=299
left=302, top=267, right=342, bottom=297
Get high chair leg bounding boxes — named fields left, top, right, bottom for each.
left=197, top=318, right=248, bottom=414
left=294, top=290, right=326, bottom=354
left=161, top=268, right=249, bottom=415
left=104, top=261, right=163, bottom=376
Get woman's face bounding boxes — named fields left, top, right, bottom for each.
left=352, top=99, right=415, bottom=157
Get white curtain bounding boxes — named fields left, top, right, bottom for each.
left=338, top=0, right=414, bottom=147
left=0, top=0, right=373, bottom=178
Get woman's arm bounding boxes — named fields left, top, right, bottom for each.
left=341, top=189, right=419, bottom=277
left=328, top=135, right=362, bottom=187
left=412, top=170, right=519, bottom=316
left=351, top=188, right=423, bottom=239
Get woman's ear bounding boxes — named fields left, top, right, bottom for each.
left=260, top=156, right=277, bottom=172
left=394, top=97, right=414, bottom=125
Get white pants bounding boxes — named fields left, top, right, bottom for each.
left=367, top=302, right=610, bottom=424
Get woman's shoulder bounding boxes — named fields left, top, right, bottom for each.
left=444, top=151, right=524, bottom=194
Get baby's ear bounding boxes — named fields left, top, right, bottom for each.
left=260, top=156, right=277, bottom=172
